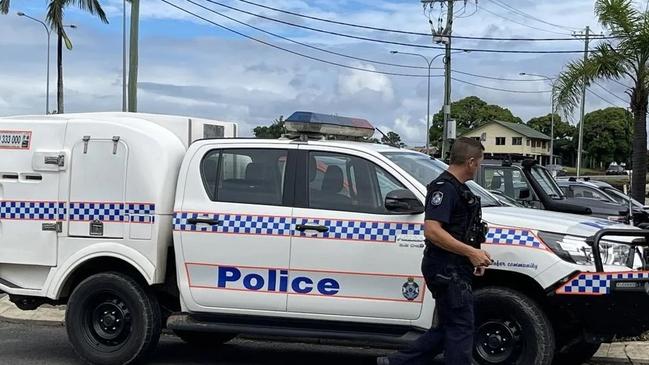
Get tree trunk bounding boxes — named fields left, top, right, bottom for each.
left=630, top=86, right=648, bottom=202
left=57, top=29, right=64, bottom=114
left=127, top=0, right=139, bottom=112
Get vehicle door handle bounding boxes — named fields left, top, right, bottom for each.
left=187, top=217, right=221, bottom=226
left=295, top=224, right=329, bottom=233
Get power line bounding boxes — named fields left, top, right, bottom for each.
left=231, top=0, right=597, bottom=41
left=478, top=4, right=572, bottom=36
left=183, top=0, right=544, bottom=83
left=593, top=81, right=628, bottom=104
left=200, top=0, right=591, bottom=54
left=452, top=77, right=551, bottom=93
left=487, top=0, right=579, bottom=32
left=159, top=0, right=437, bottom=78
left=160, top=0, right=551, bottom=96
left=587, top=88, right=624, bottom=108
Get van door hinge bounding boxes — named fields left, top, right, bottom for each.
left=44, top=154, right=65, bottom=167
left=42, top=222, right=62, bottom=233
left=82, top=136, right=91, bottom=154
left=112, top=136, right=120, bottom=155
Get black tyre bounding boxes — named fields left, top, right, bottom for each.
left=473, top=287, right=555, bottom=365
left=66, top=272, right=162, bottom=365
left=553, top=341, right=601, bottom=365
left=174, top=330, right=236, bottom=347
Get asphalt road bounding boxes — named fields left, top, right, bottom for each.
left=0, top=320, right=403, bottom=365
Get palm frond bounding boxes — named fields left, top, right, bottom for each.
left=596, top=0, right=639, bottom=35
left=45, top=0, right=65, bottom=32
left=70, top=0, right=108, bottom=23
left=0, top=0, right=10, bottom=14
left=554, top=45, right=627, bottom=114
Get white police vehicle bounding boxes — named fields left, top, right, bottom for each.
left=0, top=111, right=648, bottom=365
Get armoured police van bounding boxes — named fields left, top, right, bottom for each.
left=1, top=111, right=649, bottom=365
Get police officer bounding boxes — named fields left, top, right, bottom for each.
left=378, top=137, right=491, bottom=365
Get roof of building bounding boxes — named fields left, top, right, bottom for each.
left=464, top=120, right=551, bottom=140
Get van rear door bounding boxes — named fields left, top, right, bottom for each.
left=0, top=119, right=66, bottom=267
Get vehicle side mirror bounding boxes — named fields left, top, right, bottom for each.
left=518, top=188, right=530, bottom=200
left=385, top=189, right=425, bottom=214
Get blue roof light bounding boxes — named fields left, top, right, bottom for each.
left=285, top=111, right=375, bottom=138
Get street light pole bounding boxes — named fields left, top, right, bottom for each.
left=123, top=0, right=128, bottom=112
left=18, top=12, right=51, bottom=115
left=520, top=72, right=556, bottom=165
left=390, top=50, right=466, bottom=156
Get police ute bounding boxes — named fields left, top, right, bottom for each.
left=1, top=111, right=649, bottom=365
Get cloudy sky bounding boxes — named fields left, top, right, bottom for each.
left=0, top=0, right=633, bottom=145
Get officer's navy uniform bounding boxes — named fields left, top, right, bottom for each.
left=387, top=170, right=484, bottom=365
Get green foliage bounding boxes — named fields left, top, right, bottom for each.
left=527, top=113, right=576, bottom=139
left=253, top=116, right=286, bottom=139
left=432, top=96, right=523, bottom=137
left=579, top=107, right=632, bottom=167
left=381, top=131, right=404, bottom=147
left=554, top=0, right=648, bottom=200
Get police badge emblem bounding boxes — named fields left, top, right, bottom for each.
left=431, top=191, right=444, bottom=206
left=402, top=277, right=420, bottom=301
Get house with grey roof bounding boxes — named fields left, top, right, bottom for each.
left=460, top=120, right=552, bottom=165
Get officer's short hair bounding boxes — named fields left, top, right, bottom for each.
left=449, top=137, right=484, bottom=165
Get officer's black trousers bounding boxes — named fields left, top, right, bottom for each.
left=387, top=256, right=474, bottom=365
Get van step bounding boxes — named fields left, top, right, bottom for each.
left=167, top=313, right=422, bottom=345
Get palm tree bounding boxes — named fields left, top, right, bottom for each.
left=1, top=0, right=108, bottom=113
left=555, top=0, right=649, bottom=202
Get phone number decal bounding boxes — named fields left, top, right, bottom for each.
left=0, top=131, right=31, bottom=150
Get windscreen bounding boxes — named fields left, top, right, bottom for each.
left=530, top=166, right=564, bottom=199
left=382, top=152, right=500, bottom=207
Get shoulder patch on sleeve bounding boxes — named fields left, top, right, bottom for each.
left=430, top=191, right=444, bottom=206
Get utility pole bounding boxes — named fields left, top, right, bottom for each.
left=422, top=0, right=463, bottom=160
left=576, top=26, right=590, bottom=177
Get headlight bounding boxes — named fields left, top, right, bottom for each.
left=538, top=231, right=634, bottom=268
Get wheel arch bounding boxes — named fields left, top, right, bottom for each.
left=48, top=244, right=155, bottom=300
left=473, top=269, right=548, bottom=304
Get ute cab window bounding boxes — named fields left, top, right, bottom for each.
left=307, top=152, right=407, bottom=214
left=201, top=148, right=288, bottom=205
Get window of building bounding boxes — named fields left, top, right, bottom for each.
left=495, top=137, right=506, bottom=145
left=531, top=140, right=537, bottom=148
left=201, top=148, right=288, bottom=205
left=526, top=139, right=530, bottom=146
left=512, top=137, right=522, bottom=146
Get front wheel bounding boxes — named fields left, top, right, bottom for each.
left=66, top=272, right=161, bottom=365
left=473, top=287, right=555, bottom=365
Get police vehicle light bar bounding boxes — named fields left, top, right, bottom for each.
left=285, top=111, right=375, bottom=138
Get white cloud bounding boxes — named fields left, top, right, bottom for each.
left=0, top=0, right=638, bottom=145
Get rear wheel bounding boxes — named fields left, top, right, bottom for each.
left=66, top=272, right=161, bottom=365
left=473, top=287, right=555, bottom=365
left=174, top=330, right=236, bottom=347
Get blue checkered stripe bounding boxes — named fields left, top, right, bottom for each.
left=126, top=203, right=156, bottom=223
left=0, top=201, right=65, bottom=220
left=69, top=202, right=125, bottom=222
left=297, top=218, right=422, bottom=242
left=69, top=202, right=155, bottom=223
left=558, top=272, right=649, bottom=295
left=485, top=227, right=546, bottom=250
left=173, top=212, right=293, bottom=236
left=173, top=212, right=423, bottom=243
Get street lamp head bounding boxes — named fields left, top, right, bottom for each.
left=390, top=50, right=398, bottom=54
left=67, top=24, right=77, bottom=29
left=519, top=72, right=527, bottom=76
left=17, top=12, right=25, bottom=16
